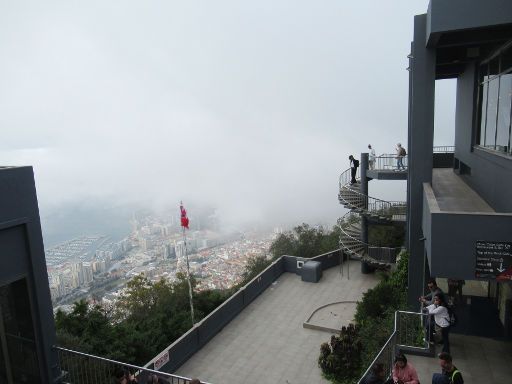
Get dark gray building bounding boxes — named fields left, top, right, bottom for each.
left=0, top=167, right=59, bottom=383
left=407, top=0, right=512, bottom=335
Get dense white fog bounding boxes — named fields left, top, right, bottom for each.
left=0, top=1, right=455, bottom=239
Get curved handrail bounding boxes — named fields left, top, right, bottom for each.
left=338, top=167, right=360, bottom=190
left=337, top=212, right=402, bottom=265
left=338, top=167, right=406, bottom=219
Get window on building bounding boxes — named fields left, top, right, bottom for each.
left=478, top=42, right=512, bottom=155
left=0, top=278, right=41, bottom=383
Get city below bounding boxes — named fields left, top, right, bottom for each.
left=45, top=212, right=277, bottom=313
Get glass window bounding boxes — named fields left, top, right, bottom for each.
left=496, top=73, right=512, bottom=153
left=477, top=42, right=512, bottom=155
left=479, top=79, right=489, bottom=146
left=485, top=77, right=499, bottom=149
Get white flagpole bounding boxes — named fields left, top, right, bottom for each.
left=182, top=219, right=195, bottom=326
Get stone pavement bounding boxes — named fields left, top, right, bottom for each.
left=176, top=261, right=379, bottom=384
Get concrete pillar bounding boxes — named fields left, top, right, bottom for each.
left=360, top=153, right=369, bottom=244
left=407, top=14, right=436, bottom=308
left=361, top=153, right=372, bottom=273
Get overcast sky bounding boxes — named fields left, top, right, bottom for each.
left=0, top=1, right=455, bottom=231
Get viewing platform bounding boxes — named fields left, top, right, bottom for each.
left=175, top=262, right=378, bottom=384
left=367, top=154, right=408, bottom=180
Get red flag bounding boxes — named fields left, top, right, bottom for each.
left=180, top=202, right=189, bottom=229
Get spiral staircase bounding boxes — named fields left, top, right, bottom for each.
left=337, top=166, right=406, bottom=269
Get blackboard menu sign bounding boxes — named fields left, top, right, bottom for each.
left=475, top=241, right=512, bottom=280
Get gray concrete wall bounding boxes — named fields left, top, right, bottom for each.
left=146, top=250, right=343, bottom=373
left=407, top=14, right=436, bottom=308
left=311, top=249, right=344, bottom=269
left=423, top=182, right=512, bottom=279
left=460, top=148, right=512, bottom=212
left=430, top=212, right=512, bottom=279
left=0, top=167, right=58, bottom=383
left=283, top=255, right=307, bottom=275
left=432, top=153, right=454, bottom=168
left=427, top=0, right=512, bottom=46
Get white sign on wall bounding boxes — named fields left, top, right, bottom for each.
left=153, top=351, right=170, bottom=371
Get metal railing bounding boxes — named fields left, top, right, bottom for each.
left=370, top=154, right=408, bottom=171
left=54, top=346, right=209, bottom=384
left=368, top=247, right=401, bottom=264
left=339, top=166, right=360, bottom=190
left=433, top=146, right=455, bottom=153
left=368, top=147, right=454, bottom=170
left=357, top=331, right=398, bottom=384
left=357, top=310, right=431, bottom=384
left=338, top=169, right=406, bottom=220
left=395, top=310, right=431, bottom=349
left=337, top=213, right=402, bottom=266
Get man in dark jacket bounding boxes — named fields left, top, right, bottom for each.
left=432, top=352, right=464, bottom=384
left=419, top=278, right=445, bottom=306
left=349, top=155, right=359, bottom=184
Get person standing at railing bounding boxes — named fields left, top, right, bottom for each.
left=392, top=353, right=419, bottom=384
left=368, top=144, right=376, bottom=170
left=395, top=143, right=406, bottom=171
left=425, top=294, right=451, bottom=353
left=420, top=279, right=446, bottom=346
left=432, top=352, right=464, bottom=384
left=419, top=278, right=445, bottom=306
left=349, top=155, right=359, bottom=184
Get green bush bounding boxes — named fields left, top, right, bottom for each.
left=270, top=224, right=341, bottom=259
left=368, top=224, right=405, bottom=248
left=319, top=251, right=410, bottom=383
left=318, top=325, right=362, bottom=383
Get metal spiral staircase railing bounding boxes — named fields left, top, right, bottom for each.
left=338, top=168, right=406, bottom=222
left=337, top=167, right=405, bottom=267
left=337, top=212, right=400, bottom=268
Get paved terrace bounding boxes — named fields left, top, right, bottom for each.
left=176, top=261, right=379, bottom=384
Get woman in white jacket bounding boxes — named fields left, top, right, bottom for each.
left=426, top=294, right=451, bottom=353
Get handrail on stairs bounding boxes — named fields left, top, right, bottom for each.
left=337, top=212, right=403, bottom=265
left=338, top=168, right=406, bottom=218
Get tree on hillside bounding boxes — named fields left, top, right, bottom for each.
left=56, top=273, right=228, bottom=366
left=270, top=224, right=340, bottom=259
left=239, top=255, right=272, bottom=286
